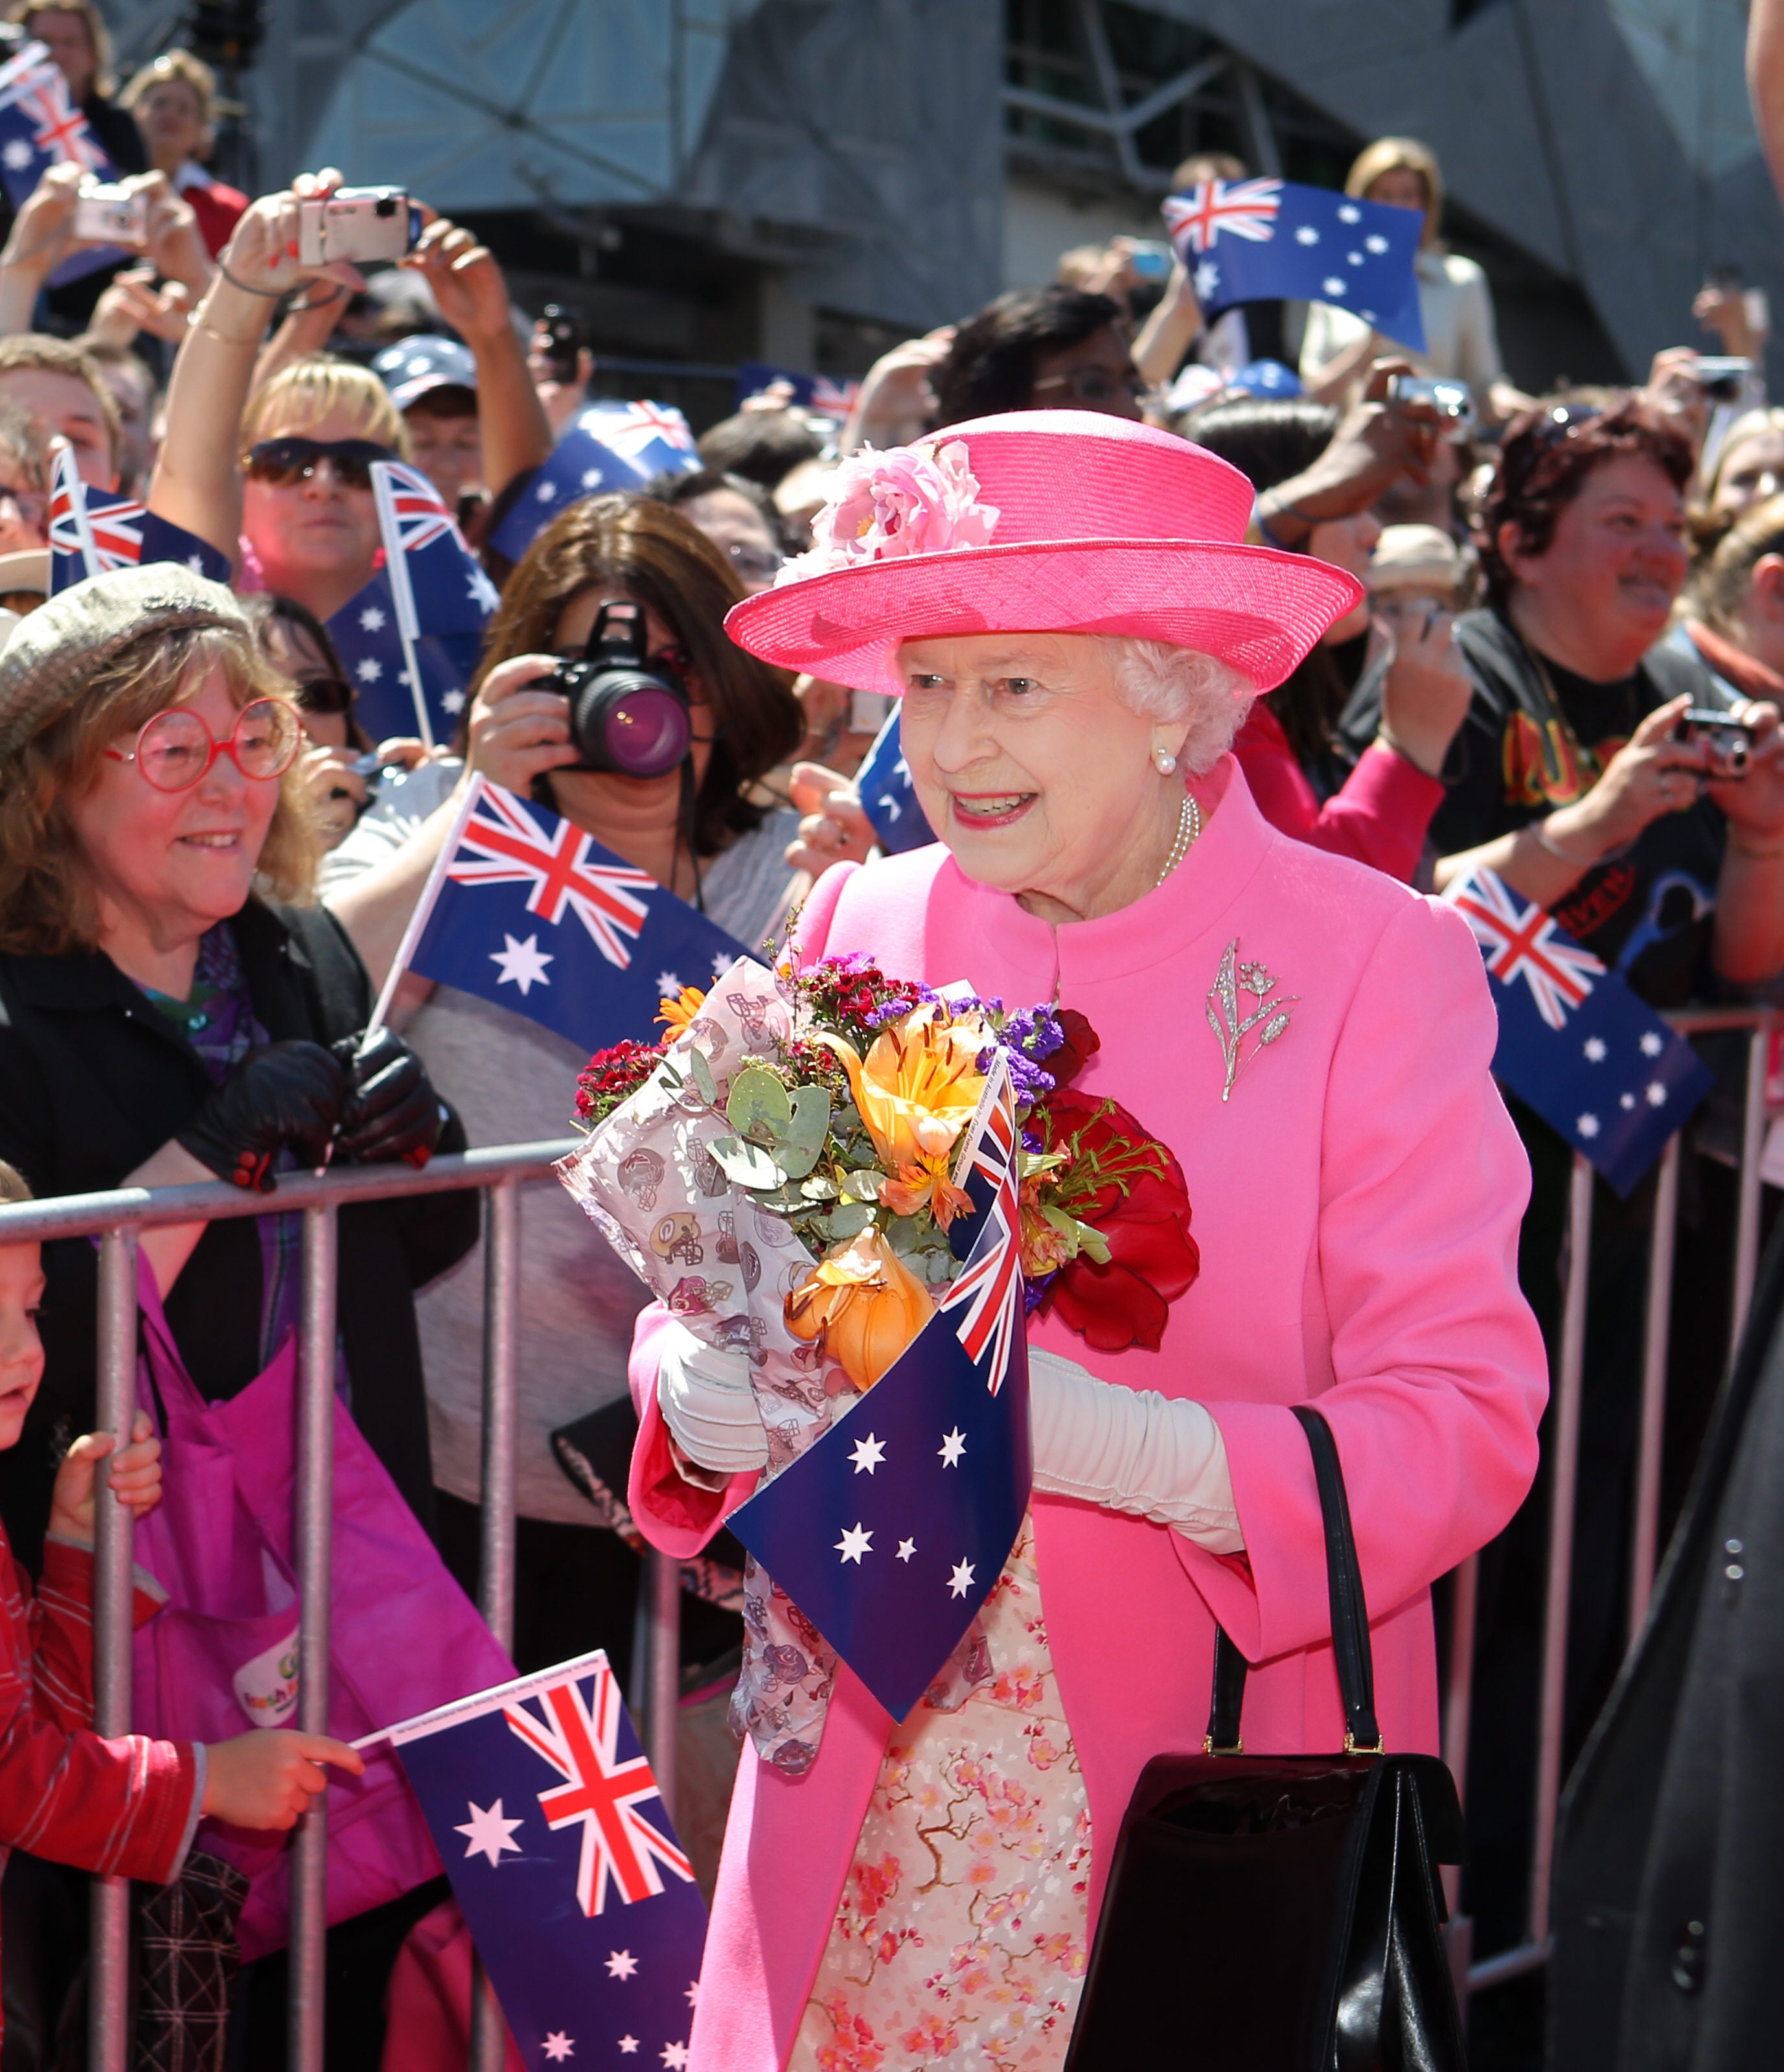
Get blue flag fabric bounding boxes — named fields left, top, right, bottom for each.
left=854, top=709, right=935, bottom=856
left=733, top=360, right=860, bottom=417
left=1163, top=178, right=1426, bottom=354
left=404, top=776, right=749, bottom=1052
left=385, top=1652, right=706, bottom=2067
left=1445, top=865, right=1713, bottom=1196
left=47, top=446, right=232, bottom=592
left=727, top=1063, right=1032, bottom=1721
left=0, top=40, right=124, bottom=286
left=491, top=401, right=700, bottom=566
left=326, top=461, right=499, bottom=744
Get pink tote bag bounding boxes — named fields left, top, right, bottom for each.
left=128, top=1256, right=514, bottom=1960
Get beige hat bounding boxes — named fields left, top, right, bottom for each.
left=1369, top=524, right=1464, bottom=595
left=0, top=549, right=49, bottom=598
left=0, top=563, right=246, bottom=765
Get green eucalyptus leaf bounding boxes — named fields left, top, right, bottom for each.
left=777, top=1140, right=820, bottom=1181
left=726, top=1065, right=792, bottom=1144
left=800, top=1175, right=839, bottom=1201
left=709, top=1132, right=786, bottom=1188
left=687, top=1047, right=718, bottom=1105
left=840, top=1168, right=886, bottom=1204
left=824, top=1201, right=876, bottom=1240
left=784, top=1083, right=832, bottom=1150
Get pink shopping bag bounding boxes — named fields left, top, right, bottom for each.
left=128, top=1256, right=514, bottom=1960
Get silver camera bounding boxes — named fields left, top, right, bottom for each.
left=73, top=181, right=146, bottom=246
left=1386, top=374, right=1476, bottom=435
left=295, top=187, right=418, bottom=268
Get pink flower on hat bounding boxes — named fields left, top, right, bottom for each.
left=778, top=439, right=999, bottom=584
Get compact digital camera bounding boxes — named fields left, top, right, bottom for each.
left=1674, top=707, right=1753, bottom=777
left=1385, top=374, right=1477, bottom=434
left=554, top=601, right=692, bottom=779
left=295, top=187, right=420, bottom=268
left=73, top=181, right=146, bottom=246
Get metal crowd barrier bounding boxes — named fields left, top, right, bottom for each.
left=1, top=1007, right=1774, bottom=2063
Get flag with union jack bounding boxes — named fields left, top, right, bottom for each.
left=326, top=461, right=499, bottom=743
left=1443, top=863, right=1713, bottom=1195
left=490, top=398, right=700, bottom=566
left=0, top=39, right=126, bottom=285
left=47, top=443, right=232, bottom=593
left=382, top=1650, right=706, bottom=2069
left=1161, top=175, right=1426, bottom=354
left=398, top=775, right=748, bottom=1052
left=727, top=1050, right=1033, bottom=1721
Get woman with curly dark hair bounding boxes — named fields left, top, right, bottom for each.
left=930, top=284, right=1145, bottom=425
left=319, top=490, right=801, bottom=1698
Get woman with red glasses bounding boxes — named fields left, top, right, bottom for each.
left=143, top=167, right=552, bottom=626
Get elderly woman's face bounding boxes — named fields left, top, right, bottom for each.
left=242, top=405, right=383, bottom=584
left=898, top=632, right=1185, bottom=921
left=66, top=664, right=281, bottom=949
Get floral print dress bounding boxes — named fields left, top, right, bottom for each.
left=788, top=1517, right=1092, bottom=2072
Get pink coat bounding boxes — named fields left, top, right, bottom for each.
left=626, top=760, right=1547, bottom=2072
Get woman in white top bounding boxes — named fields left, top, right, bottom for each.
left=1300, top=136, right=1535, bottom=424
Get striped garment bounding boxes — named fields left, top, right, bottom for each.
left=0, top=1526, right=200, bottom=2042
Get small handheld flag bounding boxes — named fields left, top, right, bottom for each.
left=0, top=40, right=122, bottom=285
left=47, top=444, right=232, bottom=592
left=1445, top=864, right=1713, bottom=1195
left=853, top=709, right=935, bottom=856
left=1162, top=177, right=1426, bottom=354
left=327, top=461, right=499, bottom=746
left=726, top=1057, right=1033, bottom=1721
left=368, top=774, right=749, bottom=1052
left=369, top=1652, right=705, bottom=2069
left=490, top=401, right=699, bottom=566
left=733, top=360, right=861, bottom=419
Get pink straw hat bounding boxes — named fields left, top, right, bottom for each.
left=724, top=410, right=1363, bottom=697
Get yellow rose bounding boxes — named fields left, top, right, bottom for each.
left=784, top=1226, right=935, bottom=1392
left=823, top=1003, right=987, bottom=1171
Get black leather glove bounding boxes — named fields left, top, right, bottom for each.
left=332, top=1028, right=445, bottom=1169
left=176, top=1041, right=350, bottom=1193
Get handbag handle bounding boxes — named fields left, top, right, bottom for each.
left=1202, top=1403, right=1383, bottom=1756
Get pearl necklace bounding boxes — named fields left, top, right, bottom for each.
left=1154, top=789, right=1204, bottom=887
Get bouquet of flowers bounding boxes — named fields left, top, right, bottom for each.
left=557, top=951, right=1197, bottom=1766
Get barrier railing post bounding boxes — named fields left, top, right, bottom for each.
left=1528, top=1152, right=1592, bottom=1950
left=288, top=1201, right=337, bottom=2072
left=88, top=1226, right=139, bottom=2072
left=1440, top=1550, right=1478, bottom=1995
left=647, top=1549, right=680, bottom=1824
left=1732, top=1015, right=1770, bottom=1350
left=1629, top=1131, right=1682, bottom=1646
left=470, top=1177, right=520, bottom=2072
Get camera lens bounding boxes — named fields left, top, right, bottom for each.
left=374, top=196, right=396, bottom=217
left=602, top=684, right=692, bottom=775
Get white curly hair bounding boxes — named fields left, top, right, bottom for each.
left=1093, top=638, right=1257, bottom=774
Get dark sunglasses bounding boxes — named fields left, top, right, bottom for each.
left=290, top=671, right=356, bottom=715
left=245, top=437, right=398, bottom=490
left=1031, top=365, right=1149, bottom=406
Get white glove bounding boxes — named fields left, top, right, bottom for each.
left=1028, top=1346, right=1244, bottom=1552
left=657, top=1321, right=769, bottom=1477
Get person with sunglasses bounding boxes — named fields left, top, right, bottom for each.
left=930, top=284, right=1152, bottom=428
left=143, top=168, right=551, bottom=625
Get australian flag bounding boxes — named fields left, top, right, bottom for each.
left=492, top=400, right=700, bottom=566
left=733, top=359, right=860, bottom=418
left=727, top=1057, right=1033, bottom=1721
left=379, top=1652, right=706, bottom=2069
left=401, top=776, right=748, bottom=1051
left=0, top=40, right=122, bottom=286
left=48, top=443, right=231, bottom=593
left=1163, top=177, right=1425, bottom=354
left=854, top=709, right=935, bottom=856
left=326, top=461, right=499, bottom=746
left=1446, top=864, right=1713, bottom=1196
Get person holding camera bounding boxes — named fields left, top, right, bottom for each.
left=144, top=168, right=550, bottom=621
left=321, top=492, right=801, bottom=1672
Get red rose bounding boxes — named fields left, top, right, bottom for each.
left=1047, top=1009, right=1101, bottom=1091
left=1037, top=1090, right=1198, bottom=1353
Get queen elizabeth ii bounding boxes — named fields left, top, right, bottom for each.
left=615, top=413, right=1546, bottom=2070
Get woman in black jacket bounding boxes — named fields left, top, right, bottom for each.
left=0, top=564, right=475, bottom=1572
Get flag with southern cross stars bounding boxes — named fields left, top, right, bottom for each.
left=392, top=774, right=749, bottom=1052
left=371, top=1650, right=707, bottom=2069
left=47, top=444, right=232, bottom=593
left=1445, top=864, right=1713, bottom=1197
left=0, top=38, right=124, bottom=286
left=491, top=400, right=700, bottom=566
left=727, top=1055, right=1033, bottom=1722
left=854, top=709, right=936, bottom=857
left=1162, top=177, right=1425, bottom=355
left=326, top=461, right=499, bottom=744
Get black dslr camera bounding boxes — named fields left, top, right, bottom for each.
left=553, top=602, right=692, bottom=778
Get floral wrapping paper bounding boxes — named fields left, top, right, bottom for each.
left=557, top=958, right=992, bottom=1772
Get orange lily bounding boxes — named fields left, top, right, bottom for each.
left=880, top=1151, right=975, bottom=1231
left=821, top=1002, right=987, bottom=1171
left=784, top=1227, right=934, bottom=1392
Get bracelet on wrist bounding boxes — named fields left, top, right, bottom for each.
left=1532, top=816, right=1599, bottom=867
left=1728, top=831, right=1784, bottom=860
left=214, top=257, right=286, bottom=300
left=1374, top=724, right=1440, bottom=779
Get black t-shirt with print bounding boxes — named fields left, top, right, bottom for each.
left=1338, top=606, right=1729, bottom=1007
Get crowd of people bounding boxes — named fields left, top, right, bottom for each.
left=0, top=3, right=1773, bottom=2067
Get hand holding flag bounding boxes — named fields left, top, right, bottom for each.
left=48, top=443, right=232, bottom=592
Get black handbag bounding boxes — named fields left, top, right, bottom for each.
left=1065, top=1405, right=1469, bottom=2071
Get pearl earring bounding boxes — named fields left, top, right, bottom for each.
left=1152, top=748, right=1178, bottom=775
